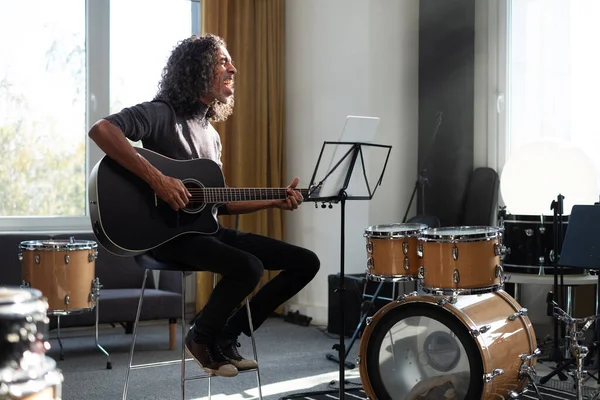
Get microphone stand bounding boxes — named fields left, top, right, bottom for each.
left=402, top=112, right=442, bottom=223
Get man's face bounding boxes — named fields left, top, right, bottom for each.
left=209, top=46, right=236, bottom=104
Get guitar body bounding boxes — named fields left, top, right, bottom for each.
left=89, top=148, right=224, bottom=256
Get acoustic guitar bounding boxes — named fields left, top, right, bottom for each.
left=88, top=147, right=318, bottom=256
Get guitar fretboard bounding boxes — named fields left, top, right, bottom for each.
left=191, top=188, right=311, bottom=203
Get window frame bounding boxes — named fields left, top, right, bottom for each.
left=0, top=0, right=200, bottom=232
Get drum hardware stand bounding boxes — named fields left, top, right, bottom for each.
left=303, top=138, right=391, bottom=399
left=402, top=111, right=442, bottom=223
left=48, top=278, right=112, bottom=369
left=540, top=300, right=600, bottom=400
left=547, top=194, right=568, bottom=363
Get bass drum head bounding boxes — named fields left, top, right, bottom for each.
left=360, top=301, right=483, bottom=400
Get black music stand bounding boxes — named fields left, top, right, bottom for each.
left=556, top=204, right=600, bottom=368
left=303, top=140, right=391, bottom=400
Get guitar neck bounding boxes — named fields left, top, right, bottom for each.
left=197, top=188, right=311, bottom=203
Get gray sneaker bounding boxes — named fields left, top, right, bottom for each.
left=185, top=330, right=238, bottom=377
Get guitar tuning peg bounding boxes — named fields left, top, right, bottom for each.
left=321, top=203, right=326, bottom=209
left=328, top=203, right=333, bottom=209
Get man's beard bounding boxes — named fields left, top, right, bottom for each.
left=209, top=97, right=235, bottom=122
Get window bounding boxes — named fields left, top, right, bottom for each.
left=0, top=0, right=200, bottom=230
left=494, top=0, right=600, bottom=212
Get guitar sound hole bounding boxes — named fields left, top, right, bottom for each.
left=182, top=179, right=205, bottom=214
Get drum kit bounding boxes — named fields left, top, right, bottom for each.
left=357, top=222, right=542, bottom=400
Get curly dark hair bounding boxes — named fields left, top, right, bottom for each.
left=154, top=34, right=234, bottom=123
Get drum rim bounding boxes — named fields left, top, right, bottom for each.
left=365, top=223, right=428, bottom=238
left=0, top=287, right=48, bottom=317
left=502, top=214, right=569, bottom=223
left=420, top=226, right=501, bottom=242
left=360, top=299, right=485, bottom=399
left=19, top=239, right=98, bottom=251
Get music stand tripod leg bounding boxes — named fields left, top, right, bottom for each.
left=327, top=280, right=385, bottom=369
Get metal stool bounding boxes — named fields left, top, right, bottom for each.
left=122, top=253, right=263, bottom=400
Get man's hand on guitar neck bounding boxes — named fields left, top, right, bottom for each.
left=273, top=177, right=304, bottom=211
left=149, top=173, right=192, bottom=211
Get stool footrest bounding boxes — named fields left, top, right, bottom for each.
left=130, top=358, right=194, bottom=370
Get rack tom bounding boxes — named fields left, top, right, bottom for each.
left=364, top=223, right=428, bottom=282
left=419, top=226, right=504, bottom=295
left=20, top=239, right=99, bottom=314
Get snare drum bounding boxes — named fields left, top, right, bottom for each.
left=0, top=287, right=50, bottom=368
left=20, top=240, right=99, bottom=314
left=358, top=290, right=538, bottom=399
left=419, top=226, right=504, bottom=295
left=364, top=223, right=428, bottom=282
left=0, top=353, right=63, bottom=399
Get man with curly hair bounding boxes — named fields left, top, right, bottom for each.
left=88, top=34, right=320, bottom=378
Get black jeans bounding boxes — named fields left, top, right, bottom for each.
left=152, top=228, right=320, bottom=343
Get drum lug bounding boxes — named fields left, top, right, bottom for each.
left=397, top=291, right=418, bottom=302
left=508, top=307, right=528, bottom=321
left=402, top=241, right=408, bottom=255
left=525, top=228, right=534, bottom=237
left=483, top=368, right=504, bottom=382
left=366, top=241, right=373, bottom=254
left=17, top=250, right=23, bottom=261
left=436, top=293, right=458, bottom=306
left=65, top=254, right=70, bottom=264
left=495, top=264, right=504, bottom=279
left=452, top=244, right=459, bottom=261
left=403, top=256, right=410, bottom=271
left=470, top=324, right=492, bottom=337
left=64, top=295, right=70, bottom=307
left=35, top=254, right=40, bottom=264
left=520, top=348, right=541, bottom=362
left=417, top=243, right=423, bottom=258
left=418, top=266, right=424, bottom=279
left=90, top=277, right=103, bottom=302
left=89, top=250, right=98, bottom=262
left=494, top=243, right=508, bottom=258
left=366, top=257, right=374, bottom=270
left=453, top=269, right=460, bottom=283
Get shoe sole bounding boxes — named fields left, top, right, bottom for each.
left=184, top=346, right=238, bottom=378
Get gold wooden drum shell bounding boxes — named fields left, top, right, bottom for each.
left=20, top=240, right=98, bottom=313
left=419, top=226, right=503, bottom=293
left=364, top=223, right=427, bottom=281
left=358, top=290, right=537, bottom=399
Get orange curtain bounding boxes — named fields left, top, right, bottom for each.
left=195, top=0, right=286, bottom=313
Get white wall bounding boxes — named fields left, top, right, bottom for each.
left=283, top=0, right=420, bottom=326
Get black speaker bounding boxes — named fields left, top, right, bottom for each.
left=327, top=273, right=398, bottom=337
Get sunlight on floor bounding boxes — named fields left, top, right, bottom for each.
left=190, top=369, right=362, bottom=400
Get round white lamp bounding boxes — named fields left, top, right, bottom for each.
left=500, top=140, right=599, bottom=216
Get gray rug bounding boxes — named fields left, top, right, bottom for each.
left=44, top=317, right=360, bottom=400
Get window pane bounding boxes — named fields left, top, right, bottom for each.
left=0, top=1, right=86, bottom=217
left=110, top=0, right=195, bottom=117
left=507, top=0, right=600, bottom=189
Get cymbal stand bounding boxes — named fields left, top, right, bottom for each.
left=545, top=300, right=600, bottom=400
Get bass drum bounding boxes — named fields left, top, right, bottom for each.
left=358, top=291, right=538, bottom=400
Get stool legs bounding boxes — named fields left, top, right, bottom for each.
left=123, top=269, right=150, bottom=400
left=123, top=270, right=263, bottom=400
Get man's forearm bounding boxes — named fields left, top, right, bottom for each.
left=224, top=200, right=277, bottom=215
